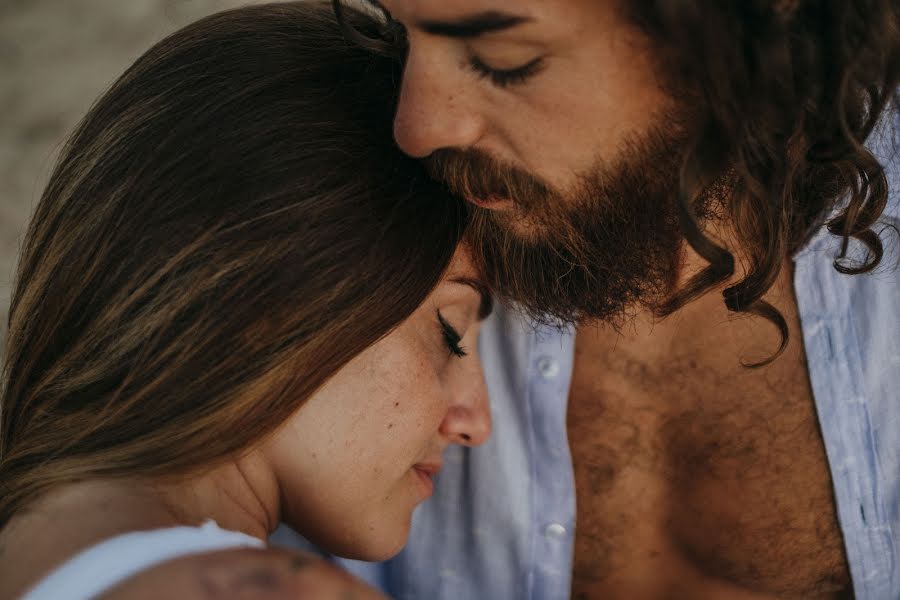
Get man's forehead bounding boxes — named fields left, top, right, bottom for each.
left=369, top=0, right=606, bottom=41
left=374, top=0, right=557, bottom=25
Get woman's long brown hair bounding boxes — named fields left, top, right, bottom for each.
left=0, top=2, right=466, bottom=528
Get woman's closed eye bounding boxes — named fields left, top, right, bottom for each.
left=437, top=310, right=467, bottom=358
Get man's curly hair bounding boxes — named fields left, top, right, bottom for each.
left=627, top=0, right=900, bottom=362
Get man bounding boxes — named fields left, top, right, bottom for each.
left=321, top=1, right=900, bottom=598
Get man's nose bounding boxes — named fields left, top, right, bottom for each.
left=439, top=370, right=492, bottom=447
left=393, top=46, right=487, bottom=158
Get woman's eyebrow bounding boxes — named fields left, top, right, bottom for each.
left=450, top=277, right=494, bottom=320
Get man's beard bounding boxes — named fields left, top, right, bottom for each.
left=426, top=123, right=690, bottom=327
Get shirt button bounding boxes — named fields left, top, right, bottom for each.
left=544, top=522, right=567, bottom=539
left=536, top=356, right=560, bottom=379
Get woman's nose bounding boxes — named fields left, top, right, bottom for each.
left=439, top=368, right=491, bottom=447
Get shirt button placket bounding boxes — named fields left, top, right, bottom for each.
left=529, top=330, right=576, bottom=600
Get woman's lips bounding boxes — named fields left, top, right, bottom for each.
left=412, top=462, right=442, bottom=499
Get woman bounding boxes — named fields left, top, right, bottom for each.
left=0, top=2, right=492, bottom=598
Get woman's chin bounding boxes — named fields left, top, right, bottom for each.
left=355, top=536, right=409, bottom=562
left=323, top=515, right=412, bottom=562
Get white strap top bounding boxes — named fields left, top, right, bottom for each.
left=20, top=520, right=264, bottom=600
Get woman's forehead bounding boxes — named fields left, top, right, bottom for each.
left=444, top=245, right=479, bottom=279
left=439, top=247, right=493, bottom=319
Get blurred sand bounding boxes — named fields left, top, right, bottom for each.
left=0, top=0, right=266, bottom=346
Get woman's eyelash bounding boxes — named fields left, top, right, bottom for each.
left=468, top=55, right=544, bottom=88
left=437, top=311, right=467, bottom=358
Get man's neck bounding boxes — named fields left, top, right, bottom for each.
left=576, top=236, right=799, bottom=369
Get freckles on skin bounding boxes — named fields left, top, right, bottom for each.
left=259, top=248, right=485, bottom=559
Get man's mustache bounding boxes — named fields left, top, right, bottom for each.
left=424, top=148, right=552, bottom=209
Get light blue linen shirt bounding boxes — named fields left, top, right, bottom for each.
left=272, top=108, right=900, bottom=599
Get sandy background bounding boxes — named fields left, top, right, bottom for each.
left=0, top=0, right=274, bottom=347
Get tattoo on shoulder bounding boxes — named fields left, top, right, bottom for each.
left=200, top=565, right=282, bottom=599
left=290, top=554, right=311, bottom=571
left=233, top=567, right=280, bottom=591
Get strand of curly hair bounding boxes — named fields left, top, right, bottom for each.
left=637, top=0, right=900, bottom=365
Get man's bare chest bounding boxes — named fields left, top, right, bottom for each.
left=566, top=342, right=852, bottom=599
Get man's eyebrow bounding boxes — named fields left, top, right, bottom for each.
left=417, top=11, right=533, bottom=39
left=451, top=277, right=494, bottom=320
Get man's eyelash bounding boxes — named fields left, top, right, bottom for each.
left=437, top=311, right=468, bottom=358
left=467, top=55, right=544, bottom=88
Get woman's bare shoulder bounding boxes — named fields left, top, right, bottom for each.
left=100, top=546, right=387, bottom=600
